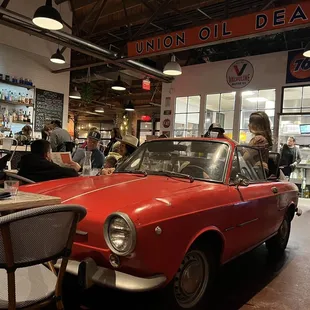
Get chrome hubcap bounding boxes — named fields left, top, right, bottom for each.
left=174, top=251, right=209, bottom=308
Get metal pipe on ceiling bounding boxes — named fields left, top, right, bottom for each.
left=0, top=7, right=172, bottom=83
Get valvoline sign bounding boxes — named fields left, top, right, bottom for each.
left=227, top=59, right=254, bottom=89
left=286, top=50, right=310, bottom=83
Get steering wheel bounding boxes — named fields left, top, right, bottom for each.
left=180, top=165, right=210, bottom=179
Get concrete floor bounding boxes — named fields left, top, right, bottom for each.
left=62, top=199, right=310, bottom=310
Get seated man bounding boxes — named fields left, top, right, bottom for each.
left=73, top=130, right=104, bottom=169
left=18, top=139, right=80, bottom=182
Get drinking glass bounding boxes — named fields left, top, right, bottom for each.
left=4, top=180, right=19, bottom=196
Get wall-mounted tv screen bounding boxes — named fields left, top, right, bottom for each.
left=300, top=124, right=310, bottom=134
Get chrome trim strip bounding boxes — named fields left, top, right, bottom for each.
left=55, top=258, right=166, bottom=292
left=237, top=218, right=258, bottom=227
left=224, top=226, right=235, bottom=232
left=76, top=230, right=88, bottom=236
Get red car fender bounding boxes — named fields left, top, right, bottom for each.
left=183, top=225, right=226, bottom=262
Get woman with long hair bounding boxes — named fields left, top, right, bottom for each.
left=245, top=111, right=273, bottom=172
left=104, top=127, right=122, bottom=156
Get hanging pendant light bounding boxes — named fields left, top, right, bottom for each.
left=111, top=75, right=126, bottom=91
left=95, top=108, right=105, bottom=113
left=125, top=101, right=135, bottom=111
left=163, top=55, right=182, bottom=76
left=50, top=48, right=65, bottom=64
left=33, top=0, right=63, bottom=30
left=303, top=42, right=310, bottom=58
left=69, top=87, right=81, bottom=99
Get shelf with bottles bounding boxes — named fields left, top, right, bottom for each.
left=0, top=106, right=32, bottom=129
left=0, top=91, right=34, bottom=106
left=0, top=78, right=35, bottom=90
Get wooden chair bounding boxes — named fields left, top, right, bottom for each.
left=0, top=204, right=87, bottom=309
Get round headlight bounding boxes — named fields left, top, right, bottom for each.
left=104, top=212, right=136, bottom=256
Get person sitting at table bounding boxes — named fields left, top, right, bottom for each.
left=72, top=130, right=104, bottom=169
left=18, top=139, right=80, bottom=182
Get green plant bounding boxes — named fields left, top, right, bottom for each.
left=81, top=83, right=94, bottom=104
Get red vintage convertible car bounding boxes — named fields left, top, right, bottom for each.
left=21, top=137, right=301, bottom=309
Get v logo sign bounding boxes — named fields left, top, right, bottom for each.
left=233, top=64, right=247, bottom=76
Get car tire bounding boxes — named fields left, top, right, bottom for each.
left=266, top=213, right=291, bottom=257
left=163, top=246, right=217, bottom=310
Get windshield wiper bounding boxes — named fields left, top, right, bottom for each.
left=115, top=170, right=148, bottom=177
left=154, top=170, right=194, bottom=183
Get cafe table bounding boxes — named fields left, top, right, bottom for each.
left=0, top=190, right=61, bottom=214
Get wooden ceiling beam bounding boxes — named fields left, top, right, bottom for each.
left=84, top=0, right=223, bottom=39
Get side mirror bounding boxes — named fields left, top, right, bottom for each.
left=234, top=174, right=249, bottom=188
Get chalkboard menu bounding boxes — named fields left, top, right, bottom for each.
left=34, top=88, right=64, bottom=131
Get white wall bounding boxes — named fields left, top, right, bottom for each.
left=160, top=51, right=310, bottom=139
left=0, top=0, right=72, bottom=130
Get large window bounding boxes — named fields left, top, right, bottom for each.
left=205, top=92, right=236, bottom=139
left=240, top=89, right=275, bottom=143
left=283, top=86, right=310, bottom=113
left=175, top=96, right=200, bottom=137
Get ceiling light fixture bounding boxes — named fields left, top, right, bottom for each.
left=163, top=55, right=182, bottom=76
left=111, top=75, right=126, bottom=91
left=33, top=0, right=63, bottom=30
left=50, top=48, right=65, bottom=64
left=69, top=87, right=81, bottom=99
left=303, top=42, right=310, bottom=58
left=95, top=108, right=104, bottom=113
left=125, top=101, right=135, bottom=111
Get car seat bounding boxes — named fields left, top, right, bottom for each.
left=267, top=152, right=280, bottom=180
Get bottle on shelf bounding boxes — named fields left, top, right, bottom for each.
left=21, top=93, right=25, bottom=103
left=4, top=89, right=9, bottom=101
left=18, top=93, right=21, bottom=103
left=1, top=89, right=5, bottom=101
left=12, top=110, right=17, bottom=122
left=23, top=111, right=27, bottom=122
left=9, top=130, right=13, bottom=138
left=29, top=93, right=33, bottom=105
left=27, top=111, right=31, bottom=123
left=25, top=94, right=29, bottom=104
left=19, top=109, right=23, bottom=121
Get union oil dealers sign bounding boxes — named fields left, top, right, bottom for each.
left=127, top=3, right=310, bottom=57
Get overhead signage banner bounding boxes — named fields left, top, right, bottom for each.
left=286, top=49, right=310, bottom=84
left=127, top=2, right=310, bottom=58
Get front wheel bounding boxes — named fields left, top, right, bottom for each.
left=266, top=214, right=291, bottom=256
left=164, top=247, right=216, bottom=309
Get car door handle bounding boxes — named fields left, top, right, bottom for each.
left=271, top=187, right=278, bottom=194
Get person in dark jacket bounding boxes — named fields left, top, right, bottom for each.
left=18, top=139, right=80, bottom=182
left=280, top=136, right=302, bottom=177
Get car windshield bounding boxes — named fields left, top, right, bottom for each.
left=115, top=140, right=230, bottom=183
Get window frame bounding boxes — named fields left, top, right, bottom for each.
left=281, top=84, right=310, bottom=115
left=205, top=92, right=236, bottom=133
left=174, top=95, right=201, bottom=137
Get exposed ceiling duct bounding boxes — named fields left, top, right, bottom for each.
left=0, top=7, right=172, bottom=83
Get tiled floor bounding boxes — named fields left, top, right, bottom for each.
left=62, top=199, right=310, bottom=310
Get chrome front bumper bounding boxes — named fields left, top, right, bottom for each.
left=55, top=258, right=167, bottom=292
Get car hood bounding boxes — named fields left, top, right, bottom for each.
left=21, top=173, right=201, bottom=215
